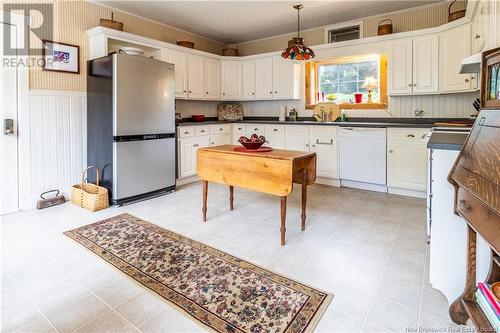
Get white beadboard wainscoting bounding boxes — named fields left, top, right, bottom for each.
left=20, top=90, right=87, bottom=209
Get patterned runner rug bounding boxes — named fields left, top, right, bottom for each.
left=65, top=213, right=333, bottom=333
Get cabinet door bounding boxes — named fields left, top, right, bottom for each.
left=188, top=54, right=204, bottom=99
left=285, top=136, right=310, bottom=151
left=272, top=56, right=295, bottom=99
left=178, top=138, right=196, bottom=178
left=255, top=57, right=274, bottom=99
left=412, top=34, right=438, bottom=93
left=310, top=137, right=338, bottom=179
left=439, top=24, right=472, bottom=92
left=204, top=58, right=220, bottom=100
left=387, top=142, right=427, bottom=191
left=388, top=39, right=413, bottom=94
left=163, top=50, right=188, bottom=98
left=209, top=135, right=231, bottom=146
left=221, top=61, right=242, bottom=100
left=242, top=60, right=256, bottom=100
left=472, top=1, right=487, bottom=53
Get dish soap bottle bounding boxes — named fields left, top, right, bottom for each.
left=340, top=110, right=347, bottom=122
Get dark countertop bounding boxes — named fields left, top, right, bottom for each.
left=427, top=131, right=470, bottom=151
left=177, top=117, right=473, bottom=129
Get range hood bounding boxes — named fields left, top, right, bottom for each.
left=459, top=52, right=482, bottom=74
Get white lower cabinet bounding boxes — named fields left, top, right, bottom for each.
left=310, top=136, right=338, bottom=179
left=210, top=135, right=231, bottom=146
left=387, top=128, right=429, bottom=192
left=178, top=135, right=209, bottom=179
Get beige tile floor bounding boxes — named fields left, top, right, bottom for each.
left=1, top=182, right=466, bottom=333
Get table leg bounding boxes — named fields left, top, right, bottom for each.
left=281, top=196, right=287, bottom=246
left=229, top=186, right=234, bottom=211
left=301, top=169, right=307, bottom=231
left=202, top=180, right=208, bottom=222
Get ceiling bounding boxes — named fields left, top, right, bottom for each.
left=97, top=1, right=443, bottom=44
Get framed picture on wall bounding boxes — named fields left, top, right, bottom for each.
left=42, top=40, right=80, bottom=74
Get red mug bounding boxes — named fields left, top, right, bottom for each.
left=354, top=93, right=363, bottom=103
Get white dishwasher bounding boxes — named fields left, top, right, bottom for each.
left=339, top=127, right=387, bottom=186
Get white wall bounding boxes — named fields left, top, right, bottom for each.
left=20, top=90, right=87, bottom=209
left=176, top=91, right=479, bottom=119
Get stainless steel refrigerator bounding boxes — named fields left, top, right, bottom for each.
left=87, top=53, right=176, bottom=206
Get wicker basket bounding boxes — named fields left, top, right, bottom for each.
left=378, top=19, right=393, bottom=35
left=99, top=13, right=123, bottom=31
left=448, top=0, right=466, bottom=22
left=71, top=166, right=109, bottom=212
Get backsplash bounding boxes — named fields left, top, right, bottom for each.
left=176, top=91, right=480, bottom=120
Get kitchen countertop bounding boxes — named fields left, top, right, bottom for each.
left=177, top=117, right=473, bottom=129
left=427, top=131, right=470, bottom=151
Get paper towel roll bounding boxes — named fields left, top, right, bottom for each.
left=279, top=106, right=287, bottom=122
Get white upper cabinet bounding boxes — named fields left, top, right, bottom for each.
left=412, top=34, right=439, bottom=93
left=440, top=24, right=474, bottom=92
left=272, top=56, right=300, bottom=99
left=242, top=60, right=256, bottom=100
left=255, top=58, right=274, bottom=99
left=204, top=58, right=220, bottom=100
left=221, top=61, right=242, bottom=100
left=388, top=35, right=438, bottom=95
left=388, top=39, right=413, bottom=94
left=162, top=49, right=188, bottom=98
left=471, top=0, right=488, bottom=53
left=187, top=54, right=204, bottom=99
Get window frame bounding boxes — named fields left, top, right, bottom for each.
left=323, top=20, right=364, bottom=44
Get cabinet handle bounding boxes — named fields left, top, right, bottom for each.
left=316, top=139, right=333, bottom=145
left=406, top=134, right=415, bottom=138
left=273, top=128, right=278, bottom=132
left=413, top=84, right=417, bottom=87
left=183, top=90, right=187, bottom=93
left=306, top=144, right=309, bottom=147
left=200, top=130, right=205, bottom=133
left=252, top=92, right=255, bottom=95
left=389, top=149, right=394, bottom=153
left=312, top=144, right=316, bottom=148
left=270, top=91, right=273, bottom=94
left=254, top=128, right=258, bottom=131
left=219, top=128, right=223, bottom=131
left=475, top=34, right=481, bottom=39
left=275, top=91, right=277, bottom=94
left=459, top=199, right=471, bottom=211
left=222, top=92, right=226, bottom=95
left=465, top=78, right=470, bottom=82
left=206, top=91, right=209, bottom=94
left=408, top=83, right=413, bottom=87
left=211, top=142, right=214, bottom=145
left=189, top=90, right=192, bottom=93
left=184, top=131, right=190, bottom=134
left=193, top=144, right=199, bottom=147
left=238, top=127, right=242, bottom=130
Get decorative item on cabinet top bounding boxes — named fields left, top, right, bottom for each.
left=99, top=13, right=123, bottom=31
left=218, top=103, right=244, bottom=121
left=448, top=0, right=466, bottom=22
left=223, top=44, right=239, bottom=56
left=177, top=41, right=195, bottom=49
left=377, top=19, right=393, bottom=35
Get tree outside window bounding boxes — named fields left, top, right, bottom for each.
left=318, top=57, right=380, bottom=103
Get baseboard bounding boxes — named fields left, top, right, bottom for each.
left=176, top=176, right=199, bottom=186
left=340, top=180, right=388, bottom=193
left=388, top=187, right=427, bottom=198
left=315, top=177, right=340, bottom=187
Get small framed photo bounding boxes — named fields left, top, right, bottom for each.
left=42, top=40, right=80, bottom=74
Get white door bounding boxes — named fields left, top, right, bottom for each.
left=187, top=54, right=204, bottom=99
left=310, top=137, right=338, bottom=179
left=272, top=56, right=294, bottom=99
left=204, top=58, right=220, bottom=100
left=255, top=57, right=273, bottom=99
left=178, top=138, right=196, bottom=178
left=209, top=135, right=231, bottom=146
left=242, top=60, right=256, bottom=100
left=221, top=61, right=242, bottom=100
left=387, top=142, right=428, bottom=191
left=439, top=24, right=473, bottom=92
left=388, top=39, right=413, bottom=94
left=412, top=34, right=439, bottom=93
left=471, top=1, right=487, bottom=53
left=1, top=13, right=26, bottom=214
left=285, top=136, right=310, bottom=151
left=163, top=49, right=188, bottom=98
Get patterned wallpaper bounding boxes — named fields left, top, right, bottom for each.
left=3, top=0, right=223, bottom=91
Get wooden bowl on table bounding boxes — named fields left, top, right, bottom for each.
left=238, top=134, right=266, bottom=150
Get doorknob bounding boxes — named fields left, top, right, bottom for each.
left=4, top=119, right=15, bottom=135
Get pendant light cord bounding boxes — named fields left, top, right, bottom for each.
left=297, top=6, right=300, bottom=37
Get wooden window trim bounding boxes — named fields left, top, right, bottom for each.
left=306, top=54, right=388, bottom=110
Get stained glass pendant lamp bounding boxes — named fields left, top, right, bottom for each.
left=281, top=4, right=315, bottom=61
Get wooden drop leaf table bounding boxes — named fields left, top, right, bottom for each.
left=197, top=145, right=317, bottom=245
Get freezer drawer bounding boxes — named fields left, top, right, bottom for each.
left=113, top=138, right=175, bottom=200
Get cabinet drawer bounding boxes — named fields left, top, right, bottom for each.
left=246, top=124, right=265, bottom=135
left=195, top=126, right=209, bottom=136
left=178, top=126, right=195, bottom=138
left=265, top=124, right=285, bottom=137
left=210, top=124, right=231, bottom=135
left=232, top=124, right=247, bottom=136
left=388, top=128, right=429, bottom=143
left=311, top=126, right=338, bottom=137
left=286, top=125, right=310, bottom=137
left=456, top=188, right=500, bottom=251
